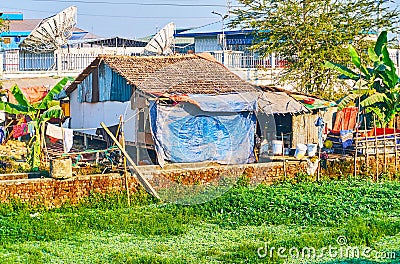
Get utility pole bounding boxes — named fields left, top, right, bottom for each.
left=227, top=0, right=232, bottom=16
left=212, top=11, right=228, bottom=65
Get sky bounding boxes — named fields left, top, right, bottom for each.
left=0, top=1, right=399, bottom=40
left=0, top=0, right=239, bottom=39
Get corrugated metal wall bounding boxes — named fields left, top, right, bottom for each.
left=77, top=62, right=133, bottom=103
left=110, top=66, right=133, bottom=102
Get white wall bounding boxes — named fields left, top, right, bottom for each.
left=69, top=90, right=137, bottom=142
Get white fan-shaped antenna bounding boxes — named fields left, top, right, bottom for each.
left=144, top=22, right=175, bottom=55
left=20, top=6, right=77, bottom=53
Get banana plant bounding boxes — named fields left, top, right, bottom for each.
left=0, top=77, right=73, bottom=170
left=324, top=31, right=400, bottom=127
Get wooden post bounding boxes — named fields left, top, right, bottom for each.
left=83, top=134, right=88, bottom=149
left=41, top=122, right=47, bottom=163
left=395, top=116, right=398, bottom=176
left=364, top=115, right=369, bottom=168
left=353, top=130, right=358, bottom=178
left=100, top=122, right=160, bottom=200
left=119, top=115, right=130, bottom=206
left=383, top=126, right=387, bottom=173
left=61, top=126, right=66, bottom=153
left=281, top=132, right=287, bottom=179
left=373, top=115, right=378, bottom=182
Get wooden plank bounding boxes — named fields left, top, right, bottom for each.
left=100, top=122, right=161, bottom=200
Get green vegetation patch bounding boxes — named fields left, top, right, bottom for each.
left=0, top=180, right=400, bottom=263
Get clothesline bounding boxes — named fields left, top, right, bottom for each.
left=64, top=109, right=144, bottom=132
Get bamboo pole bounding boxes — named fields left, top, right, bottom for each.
left=100, top=122, right=160, bottom=200
left=353, top=129, right=358, bottom=178
left=119, top=115, right=130, bottom=206
left=395, top=115, right=398, bottom=177
left=383, top=126, right=387, bottom=173
left=281, top=132, right=287, bottom=179
left=373, top=115, right=378, bottom=182
left=364, top=115, right=369, bottom=168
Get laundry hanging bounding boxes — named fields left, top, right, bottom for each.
left=46, top=123, right=74, bottom=152
left=63, top=128, right=74, bottom=152
left=28, top=121, right=36, bottom=137
left=12, top=123, right=29, bottom=138
left=0, top=127, right=5, bottom=144
left=46, top=123, right=63, bottom=140
left=340, top=130, right=353, bottom=149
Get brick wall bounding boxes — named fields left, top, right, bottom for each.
left=0, top=156, right=396, bottom=207
left=0, top=173, right=139, bottom=207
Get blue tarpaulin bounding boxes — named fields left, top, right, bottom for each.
left=149, top=93, right=257, bottom=167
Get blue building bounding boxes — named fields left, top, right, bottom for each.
left=176, top=28, right=254, bottom=53
left=0, top=12, right=91, bottom=51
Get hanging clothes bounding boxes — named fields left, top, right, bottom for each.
left=12, top=123, right=29, bottom=138
left=0, top=127, right=5, bottom=144
left=314, top=117, right=325, bottom=149
left=340, top=130, right=353, bottom=149
left=63, top=128, right=74, bottom=153
left=46, top=123, right=74, bottom=152
left=28, top=121, right=37, bottom=137
left=46, top=123, right=63, bottom=140
left=96, top=124, right=120, bottom=147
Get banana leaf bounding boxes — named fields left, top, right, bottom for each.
left=374, top=31, right=387, bottom=57
left=348, top=45, right=369, bottom=77
left=40, top=105, right=64, bottom=122
left=360, top=92, right=388, bottom=107
left=36, top=77, right=73, bottom=110
left=365, top=106, right=385, bottom=126
left=0, top=101, right=30, bottom=115
left=10, top=84, right=31, bottom=107
left=368, top=47, right=380, bottom=62
left=323, top=61, right=359, bottom=80
left=337, top=93, right=360, bottom=110
left=381, top=45, right=399, bottom=88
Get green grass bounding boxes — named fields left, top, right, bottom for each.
left=0, top=180, right=400, bottom=263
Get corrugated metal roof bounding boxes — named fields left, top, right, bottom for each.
left=258, top=91, right=310, bottom=114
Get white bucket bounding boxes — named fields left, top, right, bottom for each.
left=294, top=144, right=307, bottom=159
left=307, top=144, right=318, bottom=157
left=272, top=140, right=283, bottom=155
left=260, top=140, right=269, bottom=157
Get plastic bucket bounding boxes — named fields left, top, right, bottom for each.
left=272, top=140, right=283, bottom=155
left=307, top=143, right=318, bottom=157
left=294, top=144, right=307, bottom=159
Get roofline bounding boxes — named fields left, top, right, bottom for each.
left=175, top=29, right=254, bottom=38
left=65, top=56, right=103, bottom=95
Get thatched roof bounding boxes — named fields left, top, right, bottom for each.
left=66, top=53, right=257, bottom=95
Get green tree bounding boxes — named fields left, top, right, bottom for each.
left=325, top=31, right=400, bottom=127
left=230, top=0, right=399, bottom=98
left=0, top=16, right=9, bottom=34
left=0, top=77, right=72, bottom=170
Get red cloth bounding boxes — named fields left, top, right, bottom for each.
left=12, top=123, right=29, bottom=138
left=333, top=107, right=358, bottom=131
left=48, top=136, right=59, bottom=143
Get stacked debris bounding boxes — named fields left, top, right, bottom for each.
left=0, top=140, right=27, bottom=160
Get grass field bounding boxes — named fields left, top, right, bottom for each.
left=1, top=178, right=400, bottom=263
